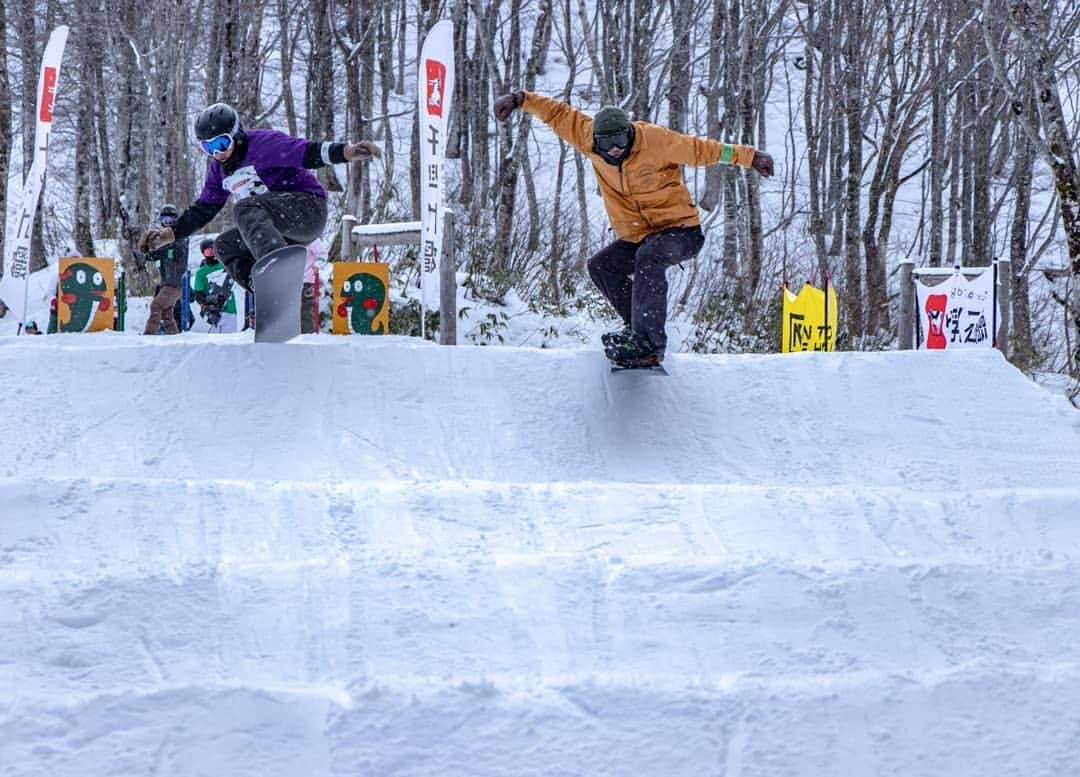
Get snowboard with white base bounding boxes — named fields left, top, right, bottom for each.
left=251, top=244, right=307, bottom=343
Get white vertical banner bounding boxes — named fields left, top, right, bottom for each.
left=0, top=25, right=69, bottom=333
left=418, top=19, right=455, bottom=334
left=914, top=266, right=996, bottom=350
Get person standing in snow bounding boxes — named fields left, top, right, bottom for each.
left=301, top=238, right=328, bottom=334
left=139, top=203, right=188, bottom=335
left=191, top=238, right=237, bottom=333
left=137, top=103, right=381, bottom=297
left=493, top=91, right=774, bottom=367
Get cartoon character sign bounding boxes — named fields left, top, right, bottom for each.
left=332, top=261, right=389, bottom=335
left=57, top=257, right=115, bottom=332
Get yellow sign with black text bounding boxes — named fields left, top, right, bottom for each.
left=781, top=282, right=837, bottom=352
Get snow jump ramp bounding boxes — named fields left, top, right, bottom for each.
left=2, top=335, right=1079, bottom=777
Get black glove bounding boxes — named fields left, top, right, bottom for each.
left=344, top=141, right=381, bottom=161
left=752, top=150, right=774, bottom=178
left=493, top=91, right=524, bottom=122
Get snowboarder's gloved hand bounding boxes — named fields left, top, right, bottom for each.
left=344, top=141, right=381, bottom=161
left=493, top=91, right=524, bottom=121
left=138, top=226, right=175, bottom=253
left=751, top=150, right=774, bottom=178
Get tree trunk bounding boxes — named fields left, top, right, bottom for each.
left=927, top=5, right=948, bottom=268
left=983, top=0, right=1080, bottom=379
left=0, top=0, right=10, bottom=284
left=492, top=0, right=552, bottom=281
left=797, top=0, right=828, bottom=281
left=842, top=0, right=865, bottom=339
left=74, top=5, right=96, bottom=257
left=700, top=0, right=725, bottom=213
left=115, top=0, right=148, bottom=260
left=547, top=138, right=569, bottom=302
left=970, top=57, right=997, bottom=266
left=278, top=0, right=299, bottom=135
left=1009, top=114, right=1035, bottom=368
left=666, top=0, right=692, bottom=131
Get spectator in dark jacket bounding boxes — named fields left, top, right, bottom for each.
left=141, top=203, right=189, bottom=335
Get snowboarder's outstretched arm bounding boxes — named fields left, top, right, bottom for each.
left=494, top=90, right=774, bottom=178
left=643, top=123, right=773, bottom=177
left=493, top=91, right=595, bottom=155
left=300, top=140, right=382, bottom=167
left=138, top=200, right=221, bottom=254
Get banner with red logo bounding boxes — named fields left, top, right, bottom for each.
left=418, top=20, right=454, bottom=330
left=914, top=266, right=997, bottom=350
left=0, top=26, right=69, bottom=333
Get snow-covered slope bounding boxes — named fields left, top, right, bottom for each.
left=2, top=334, right=1079, bottom=776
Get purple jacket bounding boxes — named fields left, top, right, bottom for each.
left=198, top=129, right=326, bottom=206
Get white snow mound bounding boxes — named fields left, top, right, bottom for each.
left=2, top=335, right=1079, bottom=777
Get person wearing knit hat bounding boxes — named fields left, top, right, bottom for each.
left=493, top=90, right=773, bottom=369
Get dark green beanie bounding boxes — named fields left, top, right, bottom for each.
left=593, top=106, right=631, bottom=136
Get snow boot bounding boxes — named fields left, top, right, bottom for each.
left=603, top=328, right=663, bottom=368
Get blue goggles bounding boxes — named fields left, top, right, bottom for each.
left=161, top=215, right=177, bottom=225
left=200, top=133, right=234, bottom=155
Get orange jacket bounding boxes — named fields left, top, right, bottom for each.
left=521, top=92, right=757, bottom=244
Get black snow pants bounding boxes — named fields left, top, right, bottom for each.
left=215, top=191, right=328, bottom=292
left=586, top=225, right=705, bottom=353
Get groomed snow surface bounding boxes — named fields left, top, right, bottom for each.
left=2, top=334, right=1079, bottom=776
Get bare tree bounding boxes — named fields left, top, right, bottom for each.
left=331, top=0, right=376, bottom=221
left=306, top=0, right=335, bottom=140
left=481, top=0, right=553, bottom=286
left=0, top=0, right=11, bottom=292
left=1009, top=97, right=1036, bottom=367
left=277, top=0, right=301, bottom=135
left=860, top=0, right=931, bottom=334
left=840, top=0, right=865, bottom=339
left=73, top=4, right=97, bottom=256
left=982, top=0, right=1080, bottom=382
left=924, top=0, right=957, bottom=268
left=666, top=0, right=694, bottom=132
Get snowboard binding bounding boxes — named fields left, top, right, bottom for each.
left=603, top=328, right=666, bottom=373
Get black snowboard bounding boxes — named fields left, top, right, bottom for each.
left=602, top=329, right=667, bottom=374
left=251, top=244, right=307, bottom=343
left=609, top=361, right=668, bottom=375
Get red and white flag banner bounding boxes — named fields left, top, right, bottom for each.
left=1, top=26, right=69, bottom=332
left=418, top=20, right=455, bottom=326
left=915, top=266, right=997, bottom=350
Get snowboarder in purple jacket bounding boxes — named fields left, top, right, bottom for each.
left=138, top=103, right=380, bottom=292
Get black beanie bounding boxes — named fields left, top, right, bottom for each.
left=593, top=106, right=631, bottom=136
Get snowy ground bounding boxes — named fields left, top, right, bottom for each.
left=1, top=333, right=1079, bottom=776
